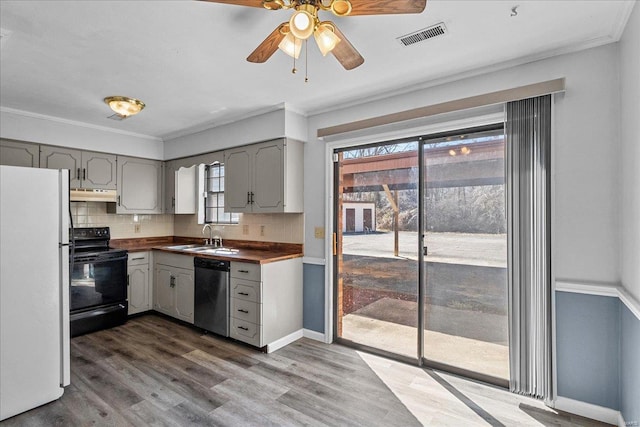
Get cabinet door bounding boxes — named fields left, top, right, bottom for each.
left=128, top=264, right=149, bottom=315
left=154, top=267, right=175, bottom=316
left=224, top=147, right=252, bottom=213
left=117, top=156, right=162, bottom=214
left=82, top=151, right=117, bottom=190
left=252, top=140, right=284, bottom=212
left=174, top=268, right=194, bottom=324
left=0, top=139, right=39, bottom=167
left=175, top=165, right=197, bottom=214
left=40, top=146, right=82, bottom=188
left=164, top=161, right=176, bottom=214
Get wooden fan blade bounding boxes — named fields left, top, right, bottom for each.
left=347, top=0, right=426, bottom=16
left=198, top=0, right=265, bottom=8
left=247, top=23, right=287, bottom=63
left=330, top=26, right=364, bottom=70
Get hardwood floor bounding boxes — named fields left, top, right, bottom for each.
left=2, top=314, right=610, bottom=426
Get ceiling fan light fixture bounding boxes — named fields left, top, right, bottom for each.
left=330, top=0, right=352, bottom=16
left=289, top=9, right=315, bottom=39
left=278, top=32, right=302, bottom=59
left=314, top=24, right=341, bottom=56
left=103, top=96, right=145, bottom=118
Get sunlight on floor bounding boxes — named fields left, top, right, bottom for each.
left=357, top=351, right=560, bottom=426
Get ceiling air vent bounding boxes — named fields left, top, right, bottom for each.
left=397, top=23, right=447, bottom=47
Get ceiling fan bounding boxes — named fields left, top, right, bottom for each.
left=200, top=0, right=427, bottom=70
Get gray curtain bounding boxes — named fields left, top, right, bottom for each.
left=506, top=95, right=552, bottom=399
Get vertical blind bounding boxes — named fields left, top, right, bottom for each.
left=506, top=95, right=552, bottom=399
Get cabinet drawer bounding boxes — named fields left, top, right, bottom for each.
left=230, top=262, right=261, bottom=281
left=231, top=298, right=261, bottom=324
left=128, top=252, right=149, bottom=266
left=230, top=317, right=261, bottom=347
left=230, top=279, right=261, bottom=303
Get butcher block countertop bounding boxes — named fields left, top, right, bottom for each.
left=110, top=236, right=303, bottom=265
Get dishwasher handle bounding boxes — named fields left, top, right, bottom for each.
left=194, top=257, right=230, bottom=271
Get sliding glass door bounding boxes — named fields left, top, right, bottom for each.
left=422, top=127, right=509, bottom=383
left=334, top=141, right=419, bottom=359
left=334, top=125, right=509, bottom=384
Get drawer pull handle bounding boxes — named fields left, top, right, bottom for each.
left=238, top=269, right=250, bottom=273
left=238, top=326, right=249, bottom=331
left=238, top=292, right=249, bottom=296
left=131, top=257, right=145, bottom=261
left=237, top=309, right=249, bottom=314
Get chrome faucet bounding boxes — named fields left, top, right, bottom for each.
left=202, top=224, right=223, bottom=247
left=202, top=224, right=214, bottom=245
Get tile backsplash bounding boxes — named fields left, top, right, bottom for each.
left=70, top=202, right=174, bottom=239
left=71, top=202, right=304, bottom=244
left=174, top=212, right=304, bottom=244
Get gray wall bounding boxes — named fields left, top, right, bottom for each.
left=303, top=263, right=325, bottom=333
left=556, top=291, right=620, bottom=409
left=621, top=304, right=640, bottom=424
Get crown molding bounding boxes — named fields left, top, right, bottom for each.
left=160, top=103, right=288, bottom=141
left=0, top=106, right=162, bottom=142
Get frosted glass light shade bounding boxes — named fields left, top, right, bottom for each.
left=314, top=25, right=341, bottom=56
left=278, top=33, right=302, bottom=58
left=289, top=10, right=315, bottom=39
left=104, top=96, right=145, bottom=117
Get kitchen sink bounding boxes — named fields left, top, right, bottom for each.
left=164, top=244, right=239, bottom=255
left=164, top=244, right=203, bottom=251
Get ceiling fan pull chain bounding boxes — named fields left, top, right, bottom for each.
left=305, top=39, right=309, bottom=83
left=292, top=46, right=297, bottom=74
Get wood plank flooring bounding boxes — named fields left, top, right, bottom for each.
left=1, top=314, right=611, bottom=426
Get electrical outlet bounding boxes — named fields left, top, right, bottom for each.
left=134, top=223, right=141, bottom=233
left=243, top=224, right=249, bottom=235
left=314, top=227, right=325, bottom=239
left=260, top=225, right=265, bottom=236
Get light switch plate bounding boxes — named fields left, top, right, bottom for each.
left=314, top=227, right=325, bottom=239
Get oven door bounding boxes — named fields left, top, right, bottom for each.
left=70, top=251, right=127, bottom=312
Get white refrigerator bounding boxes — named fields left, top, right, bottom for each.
left=0, top=165, right=71, bottom=421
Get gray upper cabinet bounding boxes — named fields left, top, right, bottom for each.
left=224, top=138, right=303, bottom=213
left=164, top=160, right=176, bottom=214
left=0, top=139, right=39, bottom=168
left=115, top=156, right=163, bottom=214
left=40, top=146, right=116, bottom=189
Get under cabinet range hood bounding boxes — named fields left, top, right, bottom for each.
left=70, top=188, right=117, bottom=203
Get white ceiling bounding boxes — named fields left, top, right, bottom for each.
left=0, top=1, right=635, bottom=141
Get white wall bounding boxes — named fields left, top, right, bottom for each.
left=620, top=3, right=640, bottom=301
left=164, top=108, right=286, bottom=160
left=0, top=108, right=163, bottom=159
left=305, top=43, right=622, bottom=286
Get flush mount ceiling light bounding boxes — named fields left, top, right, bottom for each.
left=103, top=96, right=145, bottom=119
left=200, top=0, right=426, bottom=77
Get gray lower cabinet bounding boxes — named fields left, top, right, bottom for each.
left=229, top=258, right=302, bottom=351
left=127, top=252, right=151, bottom=315
left=40, top=145, right=116, bottom=189
left=0, top=139, right=39, bottom=167
left=115, top=156, right=163, bottom=214
left=153, top=252, right=194, bottom=324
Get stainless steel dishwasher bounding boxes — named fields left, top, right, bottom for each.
left=194, top=257, right=230, bottom=337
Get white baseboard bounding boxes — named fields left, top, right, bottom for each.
left=553, top=396, right=621, bottom=425
left=266, top=329, right=303, bottom=353
left=303, top=328, right=326, bottom=342
left=618, top=412, right=627, bottom=427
